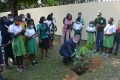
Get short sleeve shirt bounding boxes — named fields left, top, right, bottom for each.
left=104, top=24, right=116, bottom=34
left=94, top=17, right=106, bottom=32
left=86, top=26, right=96, bottom=32
left=73, top=22, right=82, bottom=30
left=9, top=24, right=22, bottom=35
left=25, top=28, right=35, bottom=37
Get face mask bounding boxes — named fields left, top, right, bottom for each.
left=10, top=18, right=14, bottom=22
left=30, top=25, right=34, bottom=29
left=108, top=21, right=112, bottom=25
left=78, top=15, right=81, bottom=17
left=89, top=24, right=94, bottom=27
left=22, top=18, right=25, bottom=22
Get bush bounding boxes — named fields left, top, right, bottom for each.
left=71, top=43, right=102, bottom=75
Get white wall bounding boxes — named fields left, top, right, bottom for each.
left=0, top=2, right=120, bottom=40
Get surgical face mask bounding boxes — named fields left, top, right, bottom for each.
left=89, top=24, right=94, bottom=27
left=10, top=18, right=14, bottom=22
left=108, top=20, right=113, bottom=25
left=22, top=18, right=25, bottom=22
left=30, top=25, right=34, bottom=29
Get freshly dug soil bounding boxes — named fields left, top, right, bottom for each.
left=71, top=66, right=88, bottom=75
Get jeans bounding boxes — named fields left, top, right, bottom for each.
left=96, top=32, right=104, bottom=50
left=0, top=48, right=4, bottom=65
left=114, top=32, right=120, bottom=53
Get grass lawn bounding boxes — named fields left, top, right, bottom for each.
left=2, top=36, right=120, bottom=80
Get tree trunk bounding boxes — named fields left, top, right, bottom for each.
left=11, top=0, right=18, bottom=16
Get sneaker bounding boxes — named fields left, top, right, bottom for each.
left=17, top=68, right=23, bottom=72
left=34, top=61, right=38, bottom=64
left=20, top=65, right=25, bottom=70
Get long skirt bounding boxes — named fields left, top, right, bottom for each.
left=103, top=34, right=114, bottom=48
left=87, top=32, right=95, bottom=44
left=12, top=36, right=26, bottom=57
left=27, top=38, right=37, bottom=54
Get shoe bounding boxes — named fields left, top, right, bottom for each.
left=34, top=61, right=38, bottom=64
left=31, top=62, right=35, bottom=66
left=20, top=65, right=25, bottom=70
left=17, top=68, right=23, bottom=72
left=5, top=66, right=12, bottom=69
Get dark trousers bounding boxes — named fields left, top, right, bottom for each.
left=16, top=56, right=23, bottom=68
left=96, top=32, right=104, bottom=51
left=63, top=57, right=72, bottom=65
left=4, top=45, right=15, bottom=66
left=114, top=32, right=120, bottom=53
left=0, top=48, right=3, bottom=65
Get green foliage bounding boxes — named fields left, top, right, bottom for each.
left=17, top=0, right=38, bottom=6
left=72, top=42, right=100, bottom=69
left=47, top=0, right=54, bottom=6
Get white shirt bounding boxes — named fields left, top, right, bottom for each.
left=45, top=20, right=53, bottom=30
left=9, top=24, right=22, bottom=35
left=73, top=22, right=82, bottom=30
left=86, top=26, right=96, bottom=32
left=52, top=17, right=56, bottom=25
left=104, top=24, right=116, bottom=34
left=25, top=28, right=35, bottom=37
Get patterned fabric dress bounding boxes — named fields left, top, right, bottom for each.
left=37, top=23, right=50, bottom=49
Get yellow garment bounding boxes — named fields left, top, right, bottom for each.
left=20, top=22, right=27, bottom=54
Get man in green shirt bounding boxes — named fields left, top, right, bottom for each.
left=94, top=12, right=106, bottom=52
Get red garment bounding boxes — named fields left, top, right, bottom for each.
left=117, top=26, right=120, bottom=33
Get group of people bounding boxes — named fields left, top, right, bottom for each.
left=60, top=11, right=120, bottom=65
left=0, top=11, right=120, bottom=73
left=0, top=13, right=57, bottom=72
